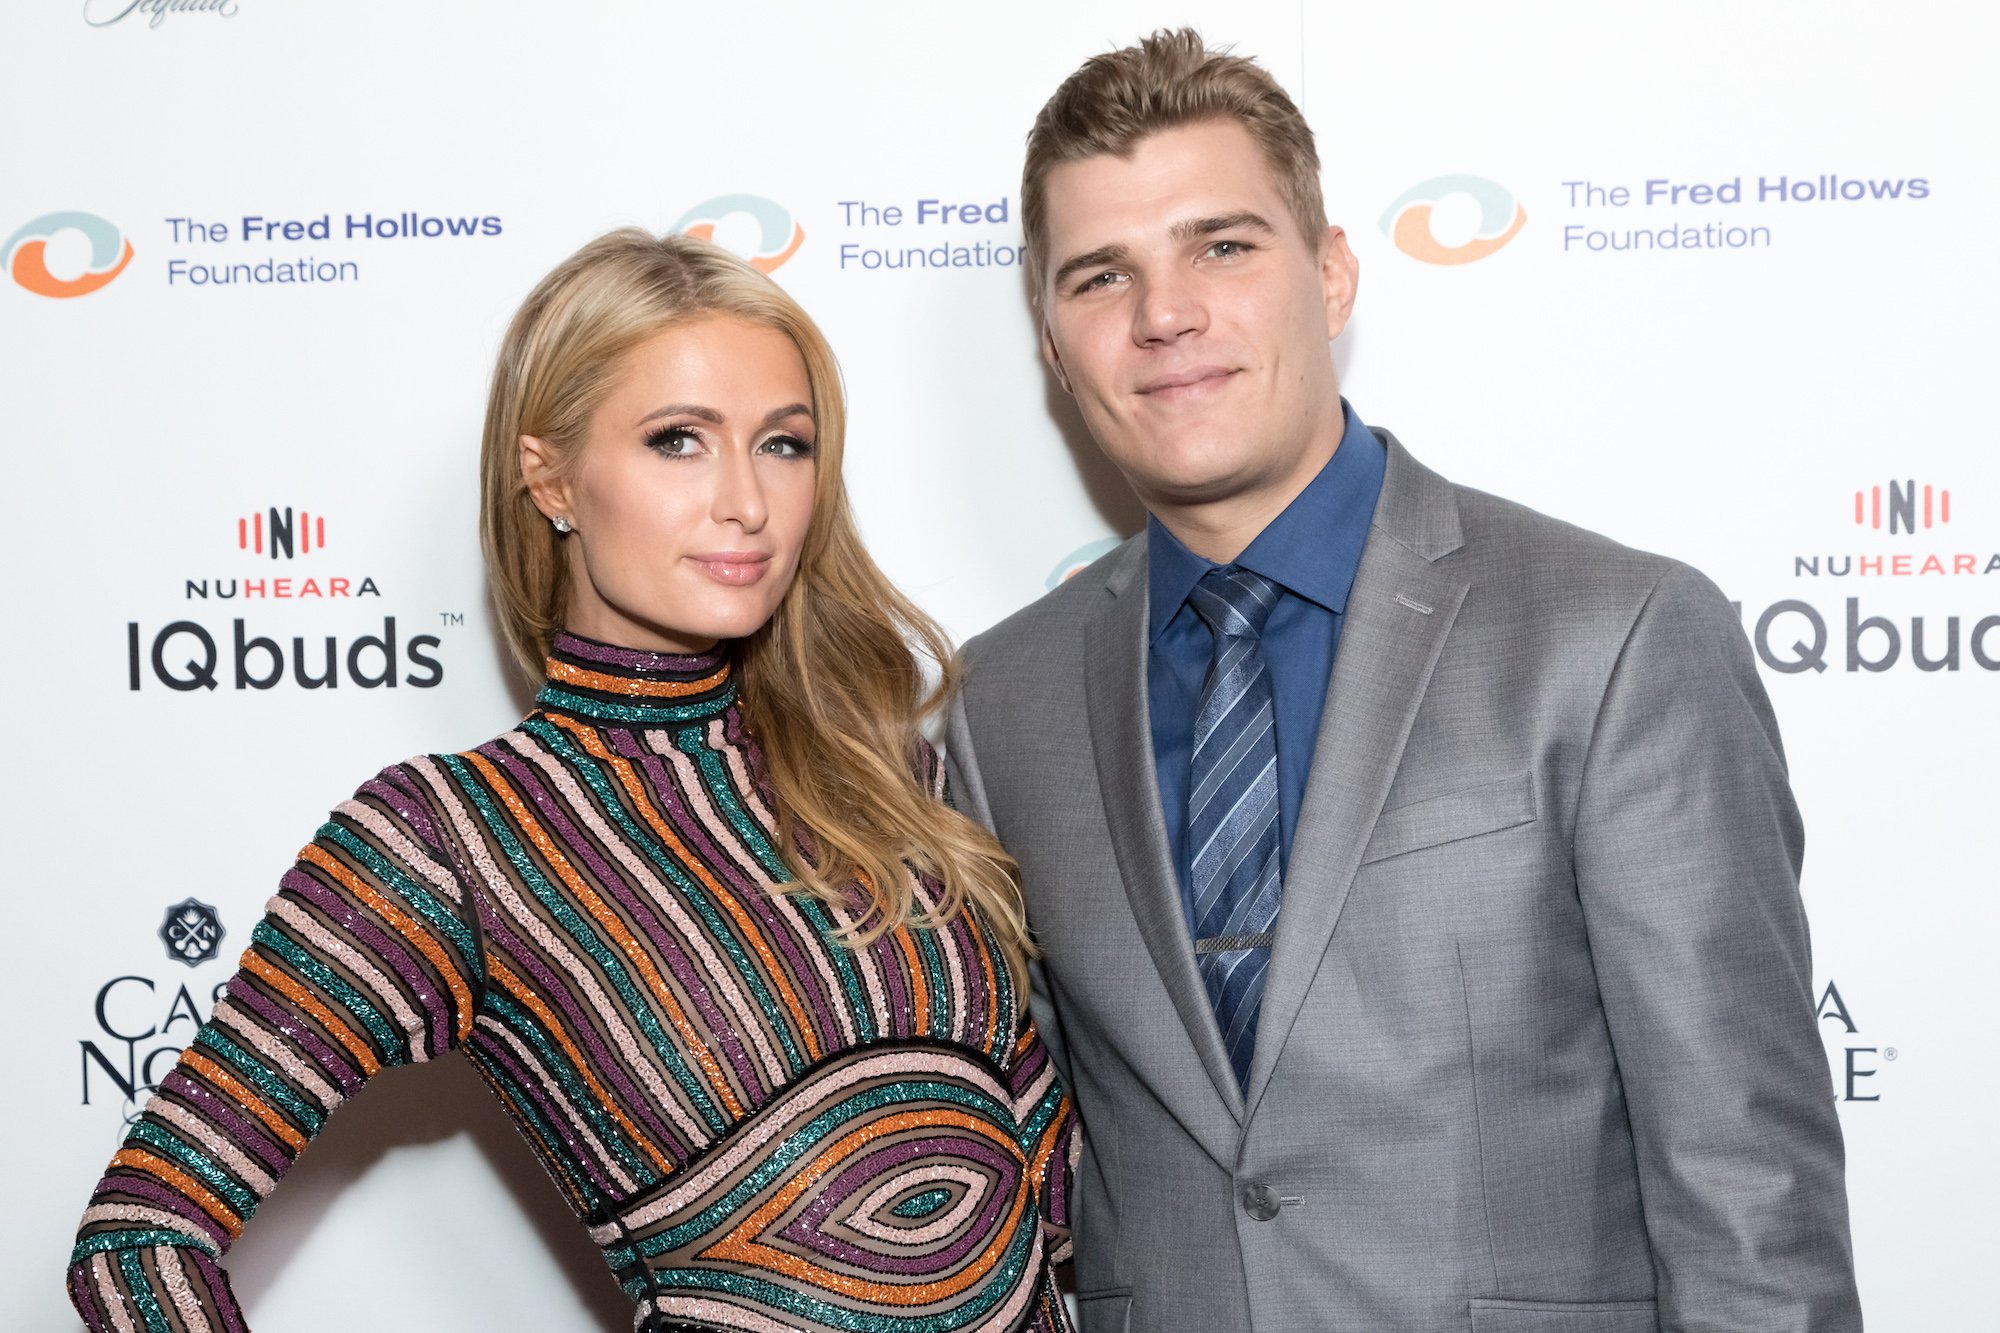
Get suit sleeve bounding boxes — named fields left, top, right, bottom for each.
left=1571, top=563, right=1859, bottom=1329
left=944, top=685, right=1078, bottom=1097
left=66, top=761, right=485, bottom=1332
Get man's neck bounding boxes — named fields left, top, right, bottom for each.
left=1148, top=435, right=1340, bottom=565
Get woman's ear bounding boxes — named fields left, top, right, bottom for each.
left=519, top=434, right=572, bottom=524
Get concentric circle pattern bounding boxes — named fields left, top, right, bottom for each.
left=597, top=1042, right=1048, bottom=1333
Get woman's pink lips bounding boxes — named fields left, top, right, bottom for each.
left=688, top=552, right=772, bottom=586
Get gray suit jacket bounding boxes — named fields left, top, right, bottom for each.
left=945, top=434, right=1859, bottom=1332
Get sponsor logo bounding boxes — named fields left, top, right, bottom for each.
left=85, top=0, right=238, bottom=29
left=240, top=504, right=327, bottom=557
left=1558, top=172, right=1928, bottom=256
left=4, top=211, right=134, bottom=298
left=80, top=904, right=232, bottom=1134
left=1379, top=176, right=1526, bottom=265
left=673, top=194, right=805, bottom=273
left=128, top=504, right=448, bottom=692
left=834, top=195, right=1026, bottom=274
left=1818, top=979, right=1895, bottom=1105
left=1736, top=482, right=1998, bottom=675
left=159, top=899, right=225, bottom=967
left=1046, top=537, right=1125, bottom=591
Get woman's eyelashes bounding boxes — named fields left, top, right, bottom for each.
left=641, top=425, right=815, bottom=459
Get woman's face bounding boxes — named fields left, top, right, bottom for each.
left=524, top=314, right=820, bottom=654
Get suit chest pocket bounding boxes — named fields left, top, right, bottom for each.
left=1360, top=772, right=1537, bottom=866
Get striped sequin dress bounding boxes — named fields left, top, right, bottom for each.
left=68, top=633, right=1077, bottom=1332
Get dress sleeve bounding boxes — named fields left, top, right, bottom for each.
left=66, top=761, right=485, bottom=1332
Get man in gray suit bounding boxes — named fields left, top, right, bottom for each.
left=944, top=30, right=1859, bottom=1331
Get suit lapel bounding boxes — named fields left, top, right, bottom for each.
left=1244, top=434, right=1470, bottom=1116
left=1083, top=539, right=1249, bottom=1137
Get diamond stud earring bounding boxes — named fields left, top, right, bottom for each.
left=551, top=516, right=573, bottom=533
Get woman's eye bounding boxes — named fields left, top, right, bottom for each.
left=761, top=434, right=816, bottom=459
left=644, top=426, right=700, bottom=457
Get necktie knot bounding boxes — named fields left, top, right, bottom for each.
left=1190, top=565, right=1280, bottom=641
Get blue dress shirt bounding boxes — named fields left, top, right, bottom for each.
left=1148, top=402, right=1386, bottom=905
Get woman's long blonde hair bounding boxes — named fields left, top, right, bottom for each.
left=479, top=229, right=1030, bottom=988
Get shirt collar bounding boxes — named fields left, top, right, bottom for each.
left=1147, top=400, right=1386, bottom=643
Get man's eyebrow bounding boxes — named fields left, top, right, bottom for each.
left=1170, top=211, right=1279, bottom=242
left=1051, top=243, right=1130, bottom=292
left=1050, top=214, right=1281, bottom=292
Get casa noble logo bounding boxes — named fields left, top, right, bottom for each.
left=4, top=212, right=134, bottom=298
left=673, top=194, right=805, bottom=273
left=1380, top=176, right=1527, bottom=265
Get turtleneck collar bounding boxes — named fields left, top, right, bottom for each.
left=535, top=630, right=738, bottom=727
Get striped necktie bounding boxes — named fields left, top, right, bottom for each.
left=1186, top=565, right=1283, bottom=1089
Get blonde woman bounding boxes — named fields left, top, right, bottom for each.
left=67, top=230, right=1076, bottom=1333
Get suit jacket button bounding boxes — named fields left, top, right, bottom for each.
left=1243, top=1184, right=1281, bottom=1222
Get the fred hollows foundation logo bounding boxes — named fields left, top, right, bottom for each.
left=1380, top=176, right=1526, bottom=265
left=673, top=195, right=805, bottom=273
left=4, top=211, right=134, bottom=297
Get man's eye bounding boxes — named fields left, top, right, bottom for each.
left=1076, top=270, right=1125, bottom=294
left=1207, top=240, right=1249, bottom=258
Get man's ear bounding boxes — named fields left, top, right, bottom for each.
left=1040, top=319, right=1074, bottom=396
left=1318, top=225, right=1360, bottom=341
left=519, top=434, right=572, bottom=523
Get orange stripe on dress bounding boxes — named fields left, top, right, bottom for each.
left=489, top=957, right=672, bottom=1175
left=298, top=841, right=477, bottom=1042
left=703, top=1107, right=1031, bottom=1304
left=241, top=951, right=382, bottom=1077
left=893, top=923, right=931, bottom=1037
left=549, top=714, right=826, bottom=1065
left=181, top=1050, right=309, bottom=1154
left=464, top=750, right=748, bottom=1119
left=545, top=658, right=730, bottom=699
left=111, top=1148, right=242, bottom=1237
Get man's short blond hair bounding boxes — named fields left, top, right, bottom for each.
left=1021, top=28, right=1327, bottom=300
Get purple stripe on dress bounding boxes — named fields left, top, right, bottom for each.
left=93, top=1173, right=230, bottom=1249
left=228, top=979, right=363, bottom=1093
left=553, top=631, right=726, bottom=676
left=624, top=742, right=842, bottom=1054
left=472, top=1027, right=623, bottom=1195
left=283, top=869, right=451, bottom=1055
left=1044, top=1123, right=1071, bottom=1225
left=160, top=1072, right=289, bottom=1175
left=949, top=913, right=992, bottom=1056
left=359, top=772, right=452, bottom=880
left=481, top=915, right=689, bottom=1162
left=187, top=1251, right=251, bottom=1333
left=487, top=746, right=765, bottom=1098
left=780, top=1135, right=1022, bottom=1273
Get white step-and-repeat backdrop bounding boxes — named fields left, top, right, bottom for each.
left=4, top=2, right=1991, bottom=1327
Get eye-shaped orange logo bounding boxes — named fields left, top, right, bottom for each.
left=1379, top=177, right=1525, bottom=265
left=671, top=194, right=804, bottom=273
left=5, top=211, right=134, bottom=297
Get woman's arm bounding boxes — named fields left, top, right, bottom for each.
left=66, top=761, right=484, bottom=1331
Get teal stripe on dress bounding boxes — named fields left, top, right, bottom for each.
left=316, top=818, right=481, bottom=969
left=482, top=990, right=653, bottom=1180
left=117, top=1250, right=174, bottom=1333
left=126, top=1120, right=256, bottom=1217
left=528, top=718, right=809, bottom=1071
left=193, top=1027, right=325, bottom=1134
left=440, top=752, right=728, bottom=1135
left=70, top=1229, right=217, bottom=1264
left=674, top=723, right=876, bottom=1047
left=646, top=1209, right=1037, bottom=1333
left=536, top=683, right=737, bottom=726
left=911, top=923, right=950, bottom=1038
left=635, top=1077, right=1015, bottom=1257
left=251, top=921, right=408, bottom=1064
